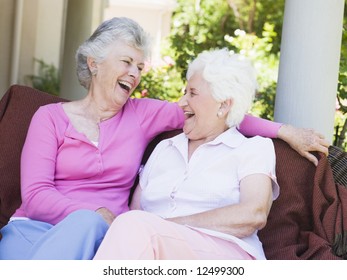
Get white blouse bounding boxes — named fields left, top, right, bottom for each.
left=139, top=127, right=279, bottom=259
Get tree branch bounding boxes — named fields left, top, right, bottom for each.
left=247, top=0, right=257, bottom=33
left=227, top=0, right=245, bottom=30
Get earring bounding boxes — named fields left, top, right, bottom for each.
left=91, top=69, right=98, bottom=76
left=217, top=110, right=223, bottom=118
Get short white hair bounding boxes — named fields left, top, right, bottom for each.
left=186, top=48, right=257, bottom=127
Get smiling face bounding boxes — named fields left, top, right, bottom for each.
left=178, top=72, right=230, bottom=142
left=88, top=40, right=145, bottom=109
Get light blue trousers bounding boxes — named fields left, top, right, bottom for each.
left=0, top=209, right=109, bottom=260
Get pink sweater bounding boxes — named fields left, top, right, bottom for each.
left=13, top=99, right=281, bottom=225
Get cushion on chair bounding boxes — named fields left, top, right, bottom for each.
left=0, top=85, right=66, bottom=229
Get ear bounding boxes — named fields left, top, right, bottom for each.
left=220, top=99, right=233, bottom=115
left=87, top=57, right=97, bottom=72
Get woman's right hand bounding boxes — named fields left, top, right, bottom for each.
left=277, top=124, right=330, bottom=166
left=96, top=207, right=116, bottom=225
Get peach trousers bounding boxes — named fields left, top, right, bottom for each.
left=94, top=210, right=254, bottom=260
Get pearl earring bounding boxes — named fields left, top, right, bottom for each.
left=217, top=111, right=223, bottom=118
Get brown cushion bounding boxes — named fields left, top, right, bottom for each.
left=0, top=85, right=66, bottom=229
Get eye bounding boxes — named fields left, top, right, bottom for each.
left=122, top=60, right=130, bottom=65
left=137, top=66, right=144, bottom=72
left=183, top=89, right=196, bottom=97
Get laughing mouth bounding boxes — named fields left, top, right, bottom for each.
left=184, top=111, right=195, bottom=118
left=118, top=80, right=132, bottom=93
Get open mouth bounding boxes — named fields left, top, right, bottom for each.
left=118, top=80, right=132, bottom=94
left=184, top=111, right=195, bottom=119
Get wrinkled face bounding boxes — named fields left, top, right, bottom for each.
left=178, top=72, right=227, bottom=141
left=90, top=40, right=145, bottom=108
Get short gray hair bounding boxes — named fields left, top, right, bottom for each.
left=76, top=17, right=151, bottom=89
left=186, top=48, right=257, bottom=127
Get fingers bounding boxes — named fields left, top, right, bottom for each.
left=303, top=152, right=319, bottom=166
left=305, top=131, right=330, bottom=155
left=308, top=140, right=329, bottom=155
left=315, top=144, right=329, bottom=156
left=314, top=131, right=325, bottom=139
left=316, top=132, right=330, bottom=147
left=96, top=207, right=116, bottom=225
left=319, top=138, right=331, bottom=149
left=279, top=124, right=330, bottom=165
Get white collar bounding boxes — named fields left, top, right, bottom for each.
left=168, top=126, right=246, bottom=149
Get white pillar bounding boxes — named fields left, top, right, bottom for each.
left=274, top=0, right=344, bottom=142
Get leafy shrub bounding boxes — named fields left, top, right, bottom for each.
left=26, top=58, right=60, bottom=96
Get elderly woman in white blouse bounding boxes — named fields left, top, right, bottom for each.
left=94, top=48, right=279, bottom=260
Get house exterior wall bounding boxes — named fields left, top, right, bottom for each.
left=35, top=0, right=66, bottom=67
left=0, top=0, right=65, bottom=98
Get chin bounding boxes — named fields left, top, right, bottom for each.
left=183, top=130, right=196, bottom=140
left=182, top=126, right=190, bottom=135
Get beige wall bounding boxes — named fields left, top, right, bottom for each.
left=19, top=0, right=65, bottom=87
left=0, top=0, right=65, bottom=98
left=35, top=0, right=66, bottom=66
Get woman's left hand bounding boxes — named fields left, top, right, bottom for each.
left=96, top=207, right=116, bottom=225
left=277, top=124, right=330, bottom=166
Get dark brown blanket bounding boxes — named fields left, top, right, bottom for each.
left=259, top=139, right=346, bottom=259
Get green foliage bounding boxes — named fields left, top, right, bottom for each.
left=138, top=0, right=282, bottom=120
left=134, top=57, right=184, bottom=102
left=167, top=0, right=237, bottom=79
left=224, top=23, right=279, bottom=120
left=26, top=58, right=60, bottom=96
left=334, top=3, right=347, bottom=149
left=166, top=0, right=284, bottom=77
left=251, top=0, right=285, bottom=52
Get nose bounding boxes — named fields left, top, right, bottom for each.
left=128, top=65, right=141, bottom=79
left=178, top=94, right=187, bottom=108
